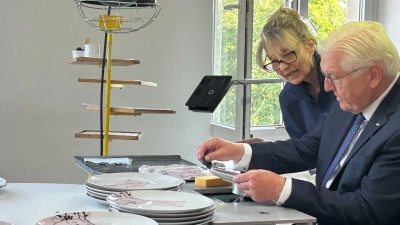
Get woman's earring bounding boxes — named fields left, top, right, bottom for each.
left=310, top=55, right=314, bottom=67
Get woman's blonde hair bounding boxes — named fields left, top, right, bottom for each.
left=318, top=21, right=400, bottom=77
left=256, top=7, right=316, bottom=70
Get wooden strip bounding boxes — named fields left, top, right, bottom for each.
left=75, top=130, right=142, bottom=140
left=69, top=57, right=140, bottom=66
left=78, top=78, right=157, bottom=87
left=83, top=104, right=176, bottom=115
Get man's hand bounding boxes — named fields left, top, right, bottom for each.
left=197, top=138, right=245, bottom=164
left=233, top=170, right=286, bottom=202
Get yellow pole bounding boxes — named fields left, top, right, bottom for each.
left=103, top=32, right=113, bottom=156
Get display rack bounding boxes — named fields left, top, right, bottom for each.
left=72, top=0, right=171, bottom=156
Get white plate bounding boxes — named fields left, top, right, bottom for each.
left=110, top=203, right=216, bottom=217
left=87, top=172, right=185, bottom=191
left=210, top=168, right=240, bottom=182
left=35, top=211, right=157, bottom=225
left=107, top=190, right=214, bottom=213
left=85, top=183, right=180, bottom=198
left=110, top=203, right=216, bottom=215
left=139, top=164, right=212, bottom=181
left=85, top=182, right=116, bottom=194
left=111, top=206, right=215, bottom=222
left=0, top=178, right=6, bottom=189
left=157, top=216, right=214, bottom=225
left=87, top=189, right=110, bottom=198
left=86, top=192, right=109, bottom=205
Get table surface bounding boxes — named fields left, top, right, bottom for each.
left=0, top=183, right=316, bottom=225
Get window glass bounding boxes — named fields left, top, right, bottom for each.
left=250, top=0, right=285, bottom=127
left=212, top=0, right=239, bottom=127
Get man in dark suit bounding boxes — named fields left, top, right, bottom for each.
left=197, top=21, right=400, bottom=225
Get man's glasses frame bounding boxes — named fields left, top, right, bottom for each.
left=262, top=51, right=297, bottom=73
left=321, top=66, right=368, bottom=87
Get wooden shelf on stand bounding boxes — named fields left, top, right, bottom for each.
left=78, top=78, right=157, bottom=87
left=83, top=104, right=176, bottom=116
left=75, top=130, right=143, bottom=140
left=69, top=57, right=140, bottom=66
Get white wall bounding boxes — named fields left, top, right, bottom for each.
left=375, top=0, right=400, bottom=52
left=0, top=0, right=213, bottom=184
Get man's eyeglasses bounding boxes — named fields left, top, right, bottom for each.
left=263, top=51, right=297, bottom=72
left=321, top=66, right=368, bottom=87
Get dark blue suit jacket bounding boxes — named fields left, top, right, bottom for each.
left=249, top=78, right=400, bottom=225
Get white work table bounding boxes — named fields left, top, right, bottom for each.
left=0, top=183, right=316, bottom=225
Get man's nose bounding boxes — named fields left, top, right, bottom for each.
left=324, top=78, right=335, bottom=92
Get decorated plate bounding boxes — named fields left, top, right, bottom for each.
left=87, top=172, right=185, bottom=191
left=86, top=193, right=109, bottom=205
left=107, top=190, right=214, bottom=213
left=139, top=164, right=211, bottom=180
left=86, top=185, right=180, bottom=198
left=110, top=205, right=215, bottom=222
left=35, top=211, right=157, bottom=225
left=156, top=215, right=214, bottom=225
left=0, top=222, right=13, bottom=225
left=110, top=203, right=216, bottom=217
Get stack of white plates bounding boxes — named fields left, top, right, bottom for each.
left=107, top=190, right=215, bottom=225
left=34, top=211, right=158, bottom=225
left=85, top=172, right=185, bottom=204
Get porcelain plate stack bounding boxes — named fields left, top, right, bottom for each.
left=85, top=172, right=185, bottom=204
left=107, top=190, right=216, bottom=225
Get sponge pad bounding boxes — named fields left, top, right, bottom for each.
left=195, top=175, right=232, bottom=187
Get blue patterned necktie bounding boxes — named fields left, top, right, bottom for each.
left=321, top=113, right=366, bottom=187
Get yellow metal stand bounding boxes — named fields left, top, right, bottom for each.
left=103, top=32, right=113, bottom=156
left=72, top=3, right=162, bottom=161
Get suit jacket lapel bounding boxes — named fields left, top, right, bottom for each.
left=343, top=79, right=400, bottom=166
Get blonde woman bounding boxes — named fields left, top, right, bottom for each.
left=256, top=7, right=336, bottom=139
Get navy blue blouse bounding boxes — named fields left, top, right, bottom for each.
left=279, top=53, right=336, bottom=139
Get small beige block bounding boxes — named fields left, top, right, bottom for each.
left=195, top=175, right=231, bottom=187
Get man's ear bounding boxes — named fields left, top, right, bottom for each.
left=369, top=64, right=382, bottom=88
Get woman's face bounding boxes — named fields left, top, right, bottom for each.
left=265, top=39, right=315, bottom=84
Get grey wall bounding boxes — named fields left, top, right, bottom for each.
left=0, top=0, right=213, bottom=184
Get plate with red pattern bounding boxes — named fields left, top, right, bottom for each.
left=107, top=190, right=214, bottom=213
left=35, top=211, right=157, bottom=225
left=0, top=221, right=13, bottom=225
left=87, top=172, right=185, bottom=191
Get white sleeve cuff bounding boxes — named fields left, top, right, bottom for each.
left=232, top=143, right=252, bottom=172
left=275, top=177, right=292, bottom=205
